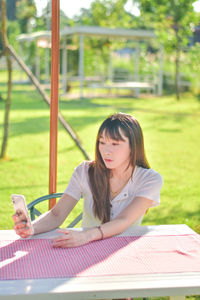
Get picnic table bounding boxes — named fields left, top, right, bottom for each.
left=88, top=81, right=155, bottom=97
left=0, top=224, right=200, bottom=299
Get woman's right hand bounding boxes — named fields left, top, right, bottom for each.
left=12, top=210, right=33, bottom=238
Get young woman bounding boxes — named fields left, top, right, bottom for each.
left=13, top=112, right=163, bottom=248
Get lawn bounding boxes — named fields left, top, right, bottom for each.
left=0, top=79, right=200, bottom=234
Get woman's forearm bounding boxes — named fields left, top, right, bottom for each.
left=84, top=197, right=153, bottom=242
left=32, top=194, right=78, bottom=235
left=84, top=218, right=127, bottom=242
left=32, top=210, right=63, bottom=235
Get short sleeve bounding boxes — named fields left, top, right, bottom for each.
left=64, top=164, right=83, bottom=201
left=135, top=170, right=163, bottom=207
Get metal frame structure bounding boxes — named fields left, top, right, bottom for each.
left=17, top=26, right=163, bottom=98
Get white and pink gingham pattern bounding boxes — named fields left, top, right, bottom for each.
left=1, top=234, right=200, bottom=280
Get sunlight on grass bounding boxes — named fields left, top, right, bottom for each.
left=0, top=82, right=200, bottom=233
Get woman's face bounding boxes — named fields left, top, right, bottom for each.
left=98, top=129, right=131, bottom=172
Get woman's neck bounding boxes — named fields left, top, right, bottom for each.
left=109, top=165, right=134, bottom=200
left=111, top=164, right=133, bottom=180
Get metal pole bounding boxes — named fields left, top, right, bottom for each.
left=108, top=48, right=113, bottom=82
left=62, top=37, right=67, bottom=93
left=35, top=43, right=40, bottom=81
left=49, top=0, right=60, bottom=209
left=158, top=44, right=163, bottom=96
left=79, top=34, right=84, bottom=98
left=134, top=41, right=140, bottom=98
left=45, top=47, right=49, bottom=84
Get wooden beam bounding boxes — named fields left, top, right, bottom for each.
left=49, top=0, right=60, bottom=209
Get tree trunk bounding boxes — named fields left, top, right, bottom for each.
left=0, top=0, right=12, bottom=159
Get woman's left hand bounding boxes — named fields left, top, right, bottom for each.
left=51, top=229, right=89, bottom=248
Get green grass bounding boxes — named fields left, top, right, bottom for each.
left=0, top=79, right=200, bottom=234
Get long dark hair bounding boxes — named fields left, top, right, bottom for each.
left=88, top=112, right=150, bottom=223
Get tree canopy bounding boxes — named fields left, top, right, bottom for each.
left=1, top=0, right=200, bottom=99
left=134, top=0, right=199, bottom=99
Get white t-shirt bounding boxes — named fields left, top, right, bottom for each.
left=64, top=161, right=163, bottom=228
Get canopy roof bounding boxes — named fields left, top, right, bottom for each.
left=17, top=25, right=156, bottom=42
left=17, top=30, right=51, bottom=42
left=61, top=26, right=156, bottom=40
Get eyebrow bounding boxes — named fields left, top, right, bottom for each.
left=99, top=135, right=125, bottom=142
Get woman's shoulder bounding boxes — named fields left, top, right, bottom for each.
left=134, top=165, right=163, bottom=184
left=131, top=166, right=163, bottom=203
left=74, top=160, right=92, bottom=174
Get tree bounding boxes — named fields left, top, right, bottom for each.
left=0, top=0, right=12, bottom=159
left=16, top=0, right=36, bottom=33
left=136, top=0, right=198, bottom=100
left=75, top=0, right=133, bottom=28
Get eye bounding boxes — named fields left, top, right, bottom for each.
left=112, top=142, right=120, bottom=146
left=99, top=140, right=105, bottom=145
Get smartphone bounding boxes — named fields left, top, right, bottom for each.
left=11, top=194, right=34, bottom=235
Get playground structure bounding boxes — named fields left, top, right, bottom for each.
left=16, top=25, right=164, bottom=98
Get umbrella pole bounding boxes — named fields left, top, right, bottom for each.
left=49, top=0, right=60, bottom=209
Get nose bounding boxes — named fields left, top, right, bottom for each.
left=104, top=144, right=112, bottom=155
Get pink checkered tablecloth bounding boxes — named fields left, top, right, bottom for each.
left=1, top=234, right=200, bottom=280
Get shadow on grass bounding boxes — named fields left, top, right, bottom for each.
left=0, top=108, right=187, bottom=138
left=0, top=114, right=109, bottom=138
left=0, top=88, right=196, bottom=138
left=0, top=116, right=50, bottom=138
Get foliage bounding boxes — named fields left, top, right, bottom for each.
left=16, top=0, right=37, bottom=33
left=84, top=0, right=132, bottom=27
left=59, top=9, right=75, bottom=30
left=187, top=43, right=200, bottom=93
left=135, top=0, right=199, bottom=100
left=6, top=21, right=21, bottom=50
left=0, top=20, right=21, bottom=51
left=138, top=0, right=198, bottom=49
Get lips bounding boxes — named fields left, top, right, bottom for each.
left=104, top=158, right=113, bottom=163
